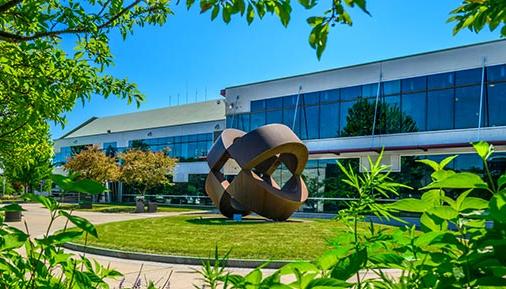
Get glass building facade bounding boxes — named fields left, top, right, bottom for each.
left=53, top=132, right=214, bottom=164
left=128, top=132, right=213, bottom=160
left=227, top=64, right=506, bottom=139
left=224, top=63, right=506, bottom=205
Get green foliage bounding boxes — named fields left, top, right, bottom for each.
left=0, top=176, right=16, bottom=195
left=52, top=174, right=108, bottom=195
left=449, top=0, right=506, bottom=38
left=196, top=247, right=231, bottom=289
left=0, top=175, right=122, bottom=288
left=0, top=0, right=172, bottom=167
left=198, top=142, right=506, bottom=289
left=2, top=138, right=53, bottom=194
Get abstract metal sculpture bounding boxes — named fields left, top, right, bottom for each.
left=205, top=124, right=309, bottom=221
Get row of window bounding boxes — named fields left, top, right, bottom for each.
left=228, top=65, right=506, bottom=139
left=128, top=133, right=214, bottom=160
left=128, top=133, right=213, bottom=147
left=53, top=133, right=215, bottom=164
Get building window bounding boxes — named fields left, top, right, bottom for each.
left=320, top=89, right=339, bottom=103
left=283, top=95, right=298, bottom=107
left=319, top=102, right=339, bottom=138
left=250, top=100, right=265, bottom=112
left=362, top=83, right=379, bottom=98
left=487, top=64, right=506, bottom=83
left=401, top=92, right=426, bottom=132
left=455, top=85, right=482, bottom=129
left=231, top=113, right=250, bottom=131
left=339, top=100, right=356, bottom=136
left=427, top=89, right=454, bottom=131
left=266, top=109, right=282, bottom=124
left=379, top=95, right=401, bottom=134
left=282, top=106, right=296, bottom=131
left=382, top=80, right=401, bottom=96
left=103, top=142, right=117, bottom=148
left=456, top=68, right=482, bottom=87
left=303, top=92, right=320, bottom=105
left=266, top=97, right=283, bottom=110
left=299, top=105, right=319, bottom=140
left=341, top=86, right=362, bottom=101
left=401, top=76, right=426, bottom=93
left=428, top=72, right=454, bottom=90
left=488, top=82, right=506, bottom=127
left=250, top=112, right=266, bottom=130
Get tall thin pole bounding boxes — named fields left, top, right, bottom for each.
left=371, top=64, right=383, bottom=147
left=292, top=85, right=303, bottom=130
left=478, top=57, right=487, bottom=140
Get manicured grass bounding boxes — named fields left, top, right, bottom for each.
left=74, top=214, right=395, bottom=260
left=61, top=203, right=197, bottom=213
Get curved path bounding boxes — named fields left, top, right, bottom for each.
left=9, top=203, right=262, bottom=289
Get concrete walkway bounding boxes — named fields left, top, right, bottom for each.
left=8, top=203, right=262, bottom=289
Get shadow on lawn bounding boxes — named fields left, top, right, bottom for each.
left=186, top=216, right=305, bottom=226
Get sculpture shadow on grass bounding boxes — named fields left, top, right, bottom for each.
left=185, top=217, right=305, bottom=226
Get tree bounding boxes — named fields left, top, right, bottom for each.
left=64, top=145, right=120, bottom=184
left=450, top=0, right=506, bottom=37
left=3, top=152, right=52, bottom=194
left=64, top=145, right=120, bottom=204
left=335, top=98, right=428, bottom=198
left=0, top=0, right=171, bottom=166
left=119, top=149, right=177, bottom=196
left=1, top=125, right=53, bottom=194
left=130, top=140, right=150, bottom=152
left=341, top=97, right=417, bottom=137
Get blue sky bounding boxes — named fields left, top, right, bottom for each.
left=50, top=0, right=500, bottom=138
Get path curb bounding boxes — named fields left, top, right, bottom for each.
left=63, top=242, right=294, bottom=269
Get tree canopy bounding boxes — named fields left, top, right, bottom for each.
left=119, top=149, right=177, bottom=195
left=64, top=145, right=120, bottom=184
left=0, top=0, right=171, bottom=175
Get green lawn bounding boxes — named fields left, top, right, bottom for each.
left=74, top=214, right=394, bottom=260
left=60, top=203, right=197, bottom=213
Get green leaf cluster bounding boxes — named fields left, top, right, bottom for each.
left=0, top=175, right=121, bottom=288
left=0, top=0, right=173, bottom=175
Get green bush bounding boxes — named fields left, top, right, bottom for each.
left=0, top=175, right=123, bottom=288
left=198, top=141, right=506, bottom=289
